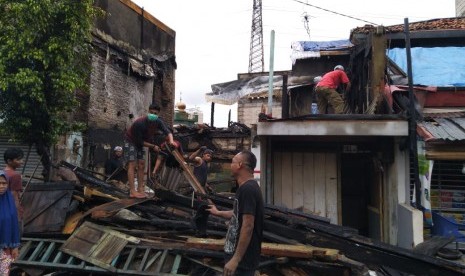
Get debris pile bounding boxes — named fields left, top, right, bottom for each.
left=13, top=161, right=465, bottom=276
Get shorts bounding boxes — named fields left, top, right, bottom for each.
left=124, top=140, right=144, bottom=161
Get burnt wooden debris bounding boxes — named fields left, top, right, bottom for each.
left=13, top=162, right=465, bottom=276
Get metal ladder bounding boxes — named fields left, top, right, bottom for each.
left=14, top=238, right=188, bottom=275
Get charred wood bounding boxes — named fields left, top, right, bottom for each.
left=60, top=161, right=127, bottom=197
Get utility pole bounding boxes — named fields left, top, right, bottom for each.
left=248, top=0, right=264, bottom=73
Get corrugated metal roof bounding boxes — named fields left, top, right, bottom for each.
left=419, top=116, right=465, bottom=141
left=0, top=136, right=43, bottom=179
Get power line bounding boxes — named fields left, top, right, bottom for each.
left=289, top=0, right=378, bottom=25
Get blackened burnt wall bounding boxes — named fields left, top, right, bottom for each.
left=92, top=0, right=176, bottom=124
left=88, top=48, right=155, bottom=131
left=93, top=0, right=175, bottom=56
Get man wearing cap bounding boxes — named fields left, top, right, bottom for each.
left=124, top=103, right=175, bottom=198
left=315, top=65, right=351, bottom=114
left=188, top=146, right=213, bottom=191
left=105, top=146, right=125, bottom=181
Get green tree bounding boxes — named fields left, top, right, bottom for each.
left=0, top=0, right=100, bottom=179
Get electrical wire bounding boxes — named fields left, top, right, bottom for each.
left=289, top=0, right=378, bottom=26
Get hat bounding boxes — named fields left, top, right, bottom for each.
left=114, top=146, right=123, bottom=152
left=334, top=65, right=344, bottom=71
left=203, top=149, right=214, bottom=156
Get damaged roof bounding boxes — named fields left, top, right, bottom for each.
left=351, top=17, right=465, bottom=34
left=206, top=74, right=314, bottom=105
left=418, top=109, right=465, bottom=141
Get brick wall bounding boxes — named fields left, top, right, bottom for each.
left=88, top=50, right=155, bottom=130
left=238, top=98, right=282, bottom=127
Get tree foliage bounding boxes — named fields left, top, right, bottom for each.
left=0, top=0, right=98, bottom=147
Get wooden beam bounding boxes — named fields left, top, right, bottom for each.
left=185, top=238, right=339, bottom=261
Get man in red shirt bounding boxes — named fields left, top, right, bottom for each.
left=3, top=147, right=24, bottom=235
left=315, top=65, right=351, bottom=114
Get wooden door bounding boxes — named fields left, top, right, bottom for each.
left=273, top=151, right=338, bottom=223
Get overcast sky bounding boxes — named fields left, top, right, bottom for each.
left=132, top=0, right=455, bottom=127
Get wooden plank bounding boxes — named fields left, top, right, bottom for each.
left=314, top=153, right=326, bottom=218
left=303, top=153, right=315, bottom=214
left=185, top=238, right=339, bottom=260
left=325, top=153, right=338, bottom=224
left=281, top=153, right=293, bottom=208
left=69, top=198, right=150, bottom=228
left=92, top=234, right=127, bottom=264
left=168, top=148, right=206, bottom=194
left=292, top=152, right=304, bottom=209
left=273, top=151, right=283, bottom=206
left=413, top=236, right=455, bottom=256
left=24, top=192, right=68, bottom=226
left=22, top=182, right=74, bottom=233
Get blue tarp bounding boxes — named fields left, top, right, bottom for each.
left=387, top=47, right=465, bottom=87
left=298, top=39, right=353, bottom=51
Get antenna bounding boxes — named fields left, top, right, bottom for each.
left=248, top=0, right=264, bottom=73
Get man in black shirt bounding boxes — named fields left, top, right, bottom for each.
left=188, top=146, right=213, bottom=191
left=207, top=150, right=264, bottom=276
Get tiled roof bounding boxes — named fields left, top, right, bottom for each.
left=352, top=17, right=465, bottom=34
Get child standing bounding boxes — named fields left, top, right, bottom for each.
left=0, top=170, right=20, bottom=275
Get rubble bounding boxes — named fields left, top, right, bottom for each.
left=12, top=160, right=465, bottom=276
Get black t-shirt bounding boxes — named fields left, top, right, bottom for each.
left=124, top=116, right=171, bottom=150
left=224, top=179, right=264, bottom=270
left=193, top=159, right=208, bottom=187
left=104, top=156, right=123, bottom=175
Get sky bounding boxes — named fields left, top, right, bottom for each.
left=132, top=0, right=456, bottom=127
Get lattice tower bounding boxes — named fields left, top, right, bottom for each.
left=248, top=0, right=264, bottom=73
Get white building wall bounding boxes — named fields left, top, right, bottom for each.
left=457, top=0, right=465, bottom=16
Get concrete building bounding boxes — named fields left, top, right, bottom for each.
left=56, top=0, right=176, bottom=172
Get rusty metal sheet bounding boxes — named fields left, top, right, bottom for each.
left=22, top=181, right=74, bottom=234
left=69, top=197, right=150, bottom=226
left=420, top=117, right=465, bottom=141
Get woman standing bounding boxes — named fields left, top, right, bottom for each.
left=0, top=170, right=20, bottom=275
